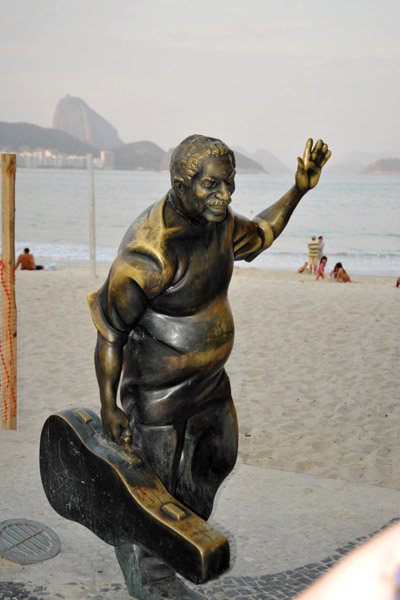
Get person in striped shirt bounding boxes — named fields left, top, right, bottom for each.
left=308, top=235, right=319, bottom=273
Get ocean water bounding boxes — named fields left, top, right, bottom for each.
left=10, top=168, right=400, bottom=277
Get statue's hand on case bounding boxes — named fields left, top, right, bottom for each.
left=101, top=405, right=132, bottom=446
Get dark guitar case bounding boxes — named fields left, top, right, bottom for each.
left=39, top=408, right=229, bottom=584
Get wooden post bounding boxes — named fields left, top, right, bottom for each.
left=87, top=154, right=96, bottom=278
left=1, top=153, right=17, bottom=430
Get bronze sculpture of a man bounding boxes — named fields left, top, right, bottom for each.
left=87, top=134, right=331, bottom=595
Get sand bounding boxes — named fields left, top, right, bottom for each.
left=7, top=264, right=400, bottom=490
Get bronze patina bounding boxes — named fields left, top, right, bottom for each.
left=40, top=134, right=330, bottom=599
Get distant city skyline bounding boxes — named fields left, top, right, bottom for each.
left=1, top=0, right=399, bottom=165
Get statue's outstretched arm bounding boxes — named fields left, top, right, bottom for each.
left=255, top=138, right=331, bottom=243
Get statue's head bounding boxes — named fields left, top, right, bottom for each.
left=170, top=134, right=236, bottom=187
left=170, top=135, right=236, bottom=223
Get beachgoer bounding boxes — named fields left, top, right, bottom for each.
left=315, top=256, right=327, bottom=280
left=308, top=235, right=319, bottom=273
left=330, top=262, right=351, bottom=282
left=317, top=235, right=324, bottom=263
left=298, top=262, right=308, bottom=273
left=88, top=134, right=331, bottom=593
left=15, top=248, right=43, bottom=270
left=396, top=277, right=400, bottom=288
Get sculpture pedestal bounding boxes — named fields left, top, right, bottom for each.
left=115, top=543, right=205, bottom=599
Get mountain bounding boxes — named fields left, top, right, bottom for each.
left=52, top=95, right=123, bottom=150
left=327, top=151, right=400, bottom=174
left=234, top=151, right=267, bottom=173
left=112, top=141, right=166, bottom=170
left=233, top=146, right=289, bottom=173
left=0, top=121, right=99, bottom=156
left=361, top=158, right=400, bottom=175
left=160, top=148, right=266, bottom=174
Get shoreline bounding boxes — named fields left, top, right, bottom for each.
left=30, top=259, right=399, bottom=281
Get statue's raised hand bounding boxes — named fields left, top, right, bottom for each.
left=296, top=138, right=331, bottom=192
left=101, top=405, right=132, bottom=446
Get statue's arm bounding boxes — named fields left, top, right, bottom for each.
left=254, top=138, right=331, bottom=245
left=88, top=276, right=148, bottom=445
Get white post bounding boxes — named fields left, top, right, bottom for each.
left=87, top=154, right=96, bottom=277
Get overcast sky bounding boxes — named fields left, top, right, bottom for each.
left=1, top=0, right=399, bottom=165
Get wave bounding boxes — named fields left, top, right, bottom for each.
left=16, top=241, right=400, bottom=277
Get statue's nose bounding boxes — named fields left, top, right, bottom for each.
left=216, top=182, right=231, bottom=203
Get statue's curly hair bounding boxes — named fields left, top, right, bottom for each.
left=170, top=134, right=236, bottom=187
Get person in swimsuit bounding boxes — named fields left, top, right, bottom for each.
left=15, top=248, right=43, bottom=270
left=330, top=262, right=351, bottom=282
left=88, top=134, right=331, bottom=594
left=316, top=256, right=327, bottom=280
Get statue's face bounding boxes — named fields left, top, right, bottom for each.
left=179, top=155, right=236, bottom=223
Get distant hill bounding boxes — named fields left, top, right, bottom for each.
left=327, top=151, right=400, bottom=174
left=52, top=95, right=123, bottom=150
left=112, top=141, right=166, bottom=170
left=234, top=151, right=267, bottom=173
left=0, top=121, right=99, bottom=156
left=160, top=147, right=266, bottom=174
left=233, top=145, right=288, bottom=173
left=361, top=158, right=400, bottom=175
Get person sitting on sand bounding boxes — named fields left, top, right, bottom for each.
left=15, top=248, right=43, bottom=270
left=298, top=261, right=308, bottom=273
left=330, top=262, right=350, bottom=282
left=316, top=256, right=327, bottom=280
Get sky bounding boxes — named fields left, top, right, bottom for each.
left=1, top=0, right=399, bottom=165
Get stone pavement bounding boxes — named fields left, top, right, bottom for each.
left=0, top=430, right=399, bottom=600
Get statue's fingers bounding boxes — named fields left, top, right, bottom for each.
left=303, top=138, right=313, bottom=162
left=297, top=156, right=305, bottom=170
left=311, top=139, right=323, bottom=161
left=319, top=149, right=332, bottom=168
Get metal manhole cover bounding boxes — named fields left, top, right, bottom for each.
left=0, top=518, right=61, bottom=564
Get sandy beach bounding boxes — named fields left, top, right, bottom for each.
left=1, top=265, right=399, bottom=599
left=8, top=264, right=400, bottom=488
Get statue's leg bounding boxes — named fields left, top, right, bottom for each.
left=175, top=393, right=238, bottom=520
left=114, top=425, right=206, bottom=599
left=115, top=542, right=206, bottom=599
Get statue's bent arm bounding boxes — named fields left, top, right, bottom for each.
left=89, top=274, right=149, bottom=444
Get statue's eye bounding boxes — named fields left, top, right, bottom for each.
left=202, top=179, right=216, bottom=189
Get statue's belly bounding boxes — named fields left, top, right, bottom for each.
left=128, top=294, right=233, bottom=377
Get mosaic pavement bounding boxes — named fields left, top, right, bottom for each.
left=1, top=519, right=398, bottom=600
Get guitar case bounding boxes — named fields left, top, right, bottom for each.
left=39, top=408, right=229, bottom=584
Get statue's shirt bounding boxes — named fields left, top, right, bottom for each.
left=88, top=194, right=270, bottom=425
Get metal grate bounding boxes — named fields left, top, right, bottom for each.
left=0, top=518, right=60, bottom=564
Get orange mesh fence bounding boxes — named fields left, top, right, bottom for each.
left=0, top=260, right=17, bottom=427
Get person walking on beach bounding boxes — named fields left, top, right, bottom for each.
left=308, top=235, right=319, bottom=273
left=317, top=235, right=324, bottom=263
left=15, top=248, right=43, bottom=270
left=316, top=256, right=327, bottom=280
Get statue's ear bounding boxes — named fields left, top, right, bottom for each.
left=172, top=177, right=187, bottom=198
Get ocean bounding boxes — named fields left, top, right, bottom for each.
left=11, top=168, right=400, bottom=277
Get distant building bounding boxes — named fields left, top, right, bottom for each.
left=100, top=150, right=114, bottom=169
